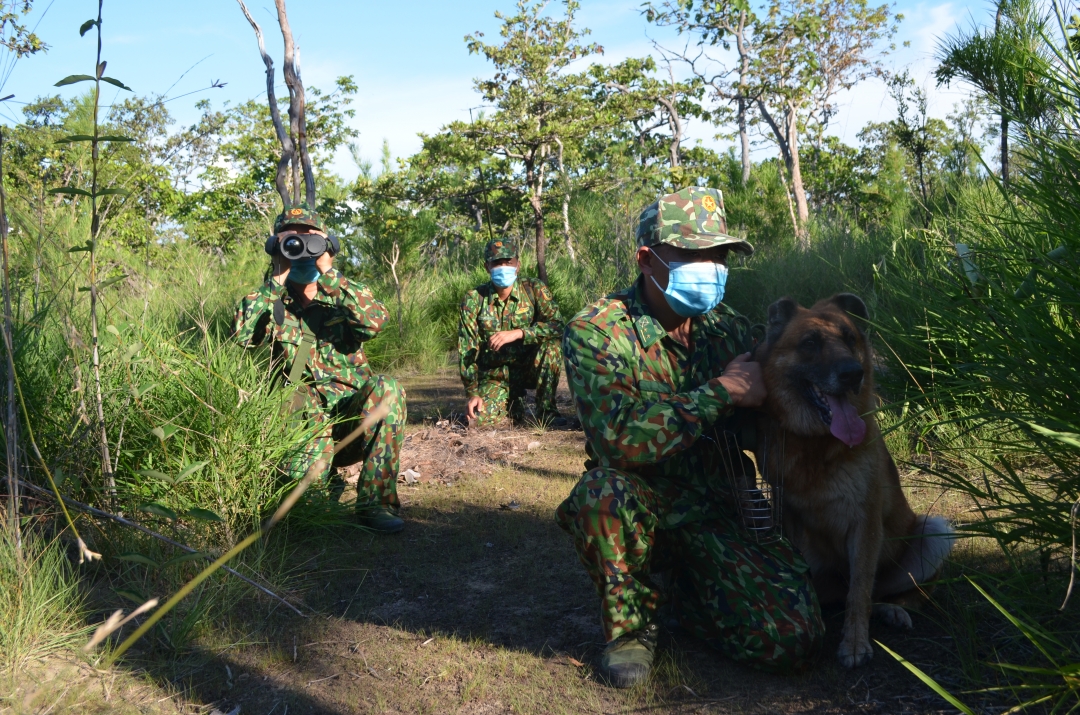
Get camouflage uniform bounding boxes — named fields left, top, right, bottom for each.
left=458, top=240, right=563, bottom=425
left=233, top=262, right=405, bottom=513
left=556, top=187, right=823, bottom=673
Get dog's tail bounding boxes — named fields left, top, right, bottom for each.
left=878, top=515, right=956, bottom=595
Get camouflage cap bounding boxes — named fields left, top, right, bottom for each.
left=636, top=186, right=753, bottom=255
left=484, top=238, right=518, bottom=263
left=273, top=202, right=325, bottom=234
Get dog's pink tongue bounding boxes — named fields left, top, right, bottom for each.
left=825, top=394, right=866, bottom=447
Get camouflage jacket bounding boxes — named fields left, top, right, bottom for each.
left=458, top=277, right=562, bottom=397
left=563, top=277, right=754, bottom=527
left=233, top=268, right=388, bottom=410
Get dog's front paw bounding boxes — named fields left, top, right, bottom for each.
left=837, top=635, right=873, bottom=668
left=873, top=603, right=913, bottom=629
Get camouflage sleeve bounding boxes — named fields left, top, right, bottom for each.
left=458, top=290, right=482, bottom=398
left=233, top=278, right=286, bottom=348
left=563, top=318, right=734, bottom=468
left=324, top=271, right=389, bottom=342
left=521, top=280, right=563, bottom=345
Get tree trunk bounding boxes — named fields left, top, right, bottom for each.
left=777, top=152, right=799, bottom=239
left=756, top=98, right=809, bottom=230
left=1001, top=114, right=1009, bottom=187
left=236, top=0, right=294, bottom=207
left=385, top=242, right=403, bottom=341
left=527, top=153, right=549, bottom=283
left=659, top=64, right=683, bottom=169
left=533, top=203, right=548, bottom=284
left=735, top=13, right=751, bottom=185
left=738, top=97, right=751, bottom=185
left=554, top=137, right=575, bottom=263
left=785, top=109, right=810, bottom=240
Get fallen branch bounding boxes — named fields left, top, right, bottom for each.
left=17, top=479, right=306, bottom=617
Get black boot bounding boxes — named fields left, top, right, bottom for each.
left=357, top=508, right=404, bottom=534
left=599, top=622, right=658, bottom=688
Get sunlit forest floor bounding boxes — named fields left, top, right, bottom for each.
left=8, top=371, right=1015, bottom=714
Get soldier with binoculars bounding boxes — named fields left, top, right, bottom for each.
left=232, top=203, right=407, bottom=534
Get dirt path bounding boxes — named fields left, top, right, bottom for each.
left=31, top=370, right=969, bottom=715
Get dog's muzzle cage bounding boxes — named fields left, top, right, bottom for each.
left=705, top=425, right=783, bottom=544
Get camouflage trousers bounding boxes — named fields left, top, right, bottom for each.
left=556, top=467, right=824, bottom=673
left=474, top=338, right=561, bottom=426
left=285, top=375, right=406, bottom=512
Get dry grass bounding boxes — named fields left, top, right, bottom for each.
left=1, top=659, right=184, bottom=715
left=8, top=370, right=1037, bottom=715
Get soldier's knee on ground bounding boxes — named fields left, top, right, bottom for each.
left=750, top=611, right=824, bottom=673
left=687, top=603, right=823, bottom=673
left=780, top=614, right=825, bottom=670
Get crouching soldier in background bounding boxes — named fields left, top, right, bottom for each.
left=556, top=187, right=824, bottom=687
left=458, top=238, right=565, bottom=426
left=233, top=203, right=407, bottom=534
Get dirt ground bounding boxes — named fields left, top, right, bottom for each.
left=12, top=370, right=984, bottom=715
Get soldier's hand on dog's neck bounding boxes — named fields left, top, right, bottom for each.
left=638, top=244, right=766, bottom=408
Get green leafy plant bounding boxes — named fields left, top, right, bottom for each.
left=882, top=578, right=1080, bottom=713
left=48, top=0, right=133, bottom=498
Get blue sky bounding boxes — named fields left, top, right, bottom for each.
left=4, top=0, right=992, bottom=178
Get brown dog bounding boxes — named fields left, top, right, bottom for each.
left=752, top=293, right=953, bottom=668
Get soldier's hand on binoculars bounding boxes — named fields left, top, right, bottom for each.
left=315, top=251, right=334, bottom=274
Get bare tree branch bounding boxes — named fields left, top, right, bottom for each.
left=274, top=0, right=315, bottom=207
left=235, top=0, right=293, bottom=207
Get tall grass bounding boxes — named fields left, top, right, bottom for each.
left=857, top=5, right=1080, bottom=708
left=870, top=37, right=1080, bottom=565
left=0, top=529, right=88, bottom=671
left=2, top=236, right=357, bottom=656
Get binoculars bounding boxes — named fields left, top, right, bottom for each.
left=264, top=231, right=340, bottom=260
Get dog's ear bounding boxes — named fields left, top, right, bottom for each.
left=766, top=297, right=799, bottom=344
left=829, top=293, right=869, bottom=330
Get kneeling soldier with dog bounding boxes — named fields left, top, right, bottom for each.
left=556, top=187, right=824, bottom=687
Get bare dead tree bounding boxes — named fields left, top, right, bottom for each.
left=235, top=0, right=316, bottom=208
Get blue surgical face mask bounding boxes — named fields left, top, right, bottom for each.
left=649, top=253, right=728, bottom=317
left=288, top=258, right=322, bottom=285
left=490, top=265, right=518, bottom=288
